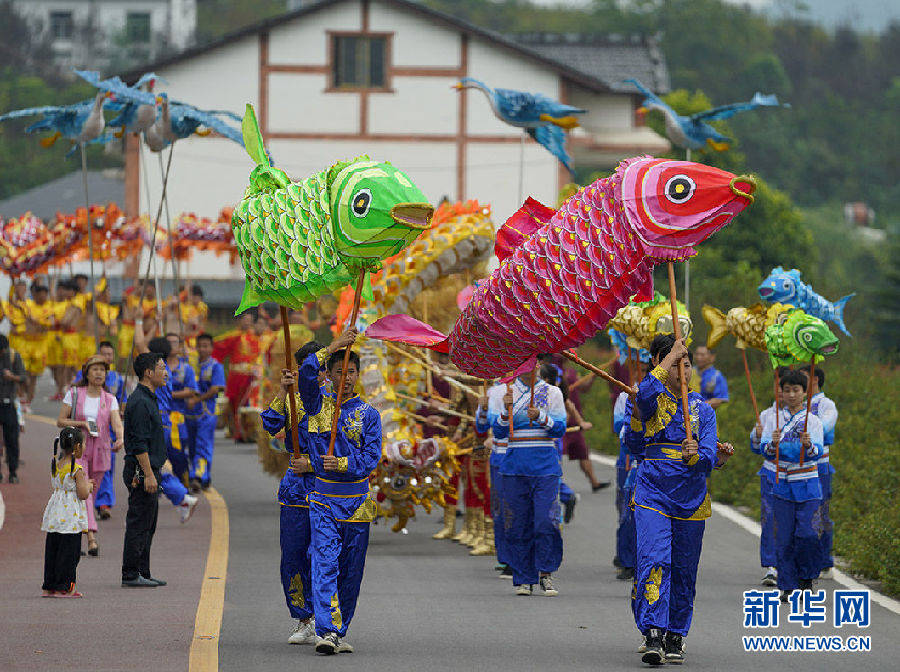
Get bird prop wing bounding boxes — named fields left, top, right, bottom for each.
left=75, top=70, right=156, bottom=107
left=692, top=92, right=788, bottom=122
left=527, top=125, right=574, bottom=174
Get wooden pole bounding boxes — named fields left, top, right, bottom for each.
left=280, top=306, right=301, bottom=459
left=328, top=268, right=366, bottom=456
left=506, top=381, right=514, bottom=442
left=666, top=262, right=692, bottom=442
left=80, top=143, right=100, bottom=346
left=528, top=365, right=536, bottom=426
left=774, top=367, right=780, bottom=483
left=562, top=350, right=636, bottom=395
left=741, top=348, right=760, bottom=426
left=801, top=355, right=815, bottom=465
left=423, top=294, right=433, bottom=397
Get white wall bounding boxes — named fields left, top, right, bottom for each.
left=369, top=2, right=459, bottom=68
left=269, top=0, right=360, bottom=64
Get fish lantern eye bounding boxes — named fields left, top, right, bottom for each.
left=351, top=188, right=372, bottom=217
left=803, top=331, right=813, bottom=342
left=664, top=174, right=696, bottom=204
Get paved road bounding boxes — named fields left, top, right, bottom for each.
left=5, top=373, right=899, bottom=671
left=215, top=437, right=900, bottom=672
left=0, top=411, right=210, bottom=672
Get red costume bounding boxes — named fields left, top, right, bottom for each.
left=213, top=330, right=261, bottom=441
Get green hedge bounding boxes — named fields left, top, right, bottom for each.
left=581, top=346, right=900, bottom=596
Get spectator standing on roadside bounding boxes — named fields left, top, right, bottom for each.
left=0, top=334, right=26, bottom=484
left=121, top=352, right=169, bottom=588
left=694, top=346, right=729, bottom=409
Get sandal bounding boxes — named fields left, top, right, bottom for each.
left=54, top=590, right=84, bottom=598
left=41, top=590, right=56, bottom=597
left=88, top=543, right=99, bottom=557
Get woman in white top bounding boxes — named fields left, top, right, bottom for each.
left=57, top=355, right=123, bottom=556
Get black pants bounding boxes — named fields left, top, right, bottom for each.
left=43, top=532, right=81, bottom=592
left=0, top=403, right=19, bottom=476
left=121, top=478, right=159, bottom=581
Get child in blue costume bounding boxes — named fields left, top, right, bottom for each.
left=476, top=382, right=512, bottom=578
left=185, top=334, right=225, bottom=490
left=800, top=365, right=838, bottom=578
left=260, top=340, right=324, bottom=647
left=630, top=335, right=717, bottom=666
left=758, top=370, right=824, bottom=601
left=297, top=328, right=381, bottom=655
left=493, top=366, right=567, bottom=597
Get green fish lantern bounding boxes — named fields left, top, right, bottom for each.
left=231, top=104, right=434, bottom=313
left=764, top=308, right=839, bottom=368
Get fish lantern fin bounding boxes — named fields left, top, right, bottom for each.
left=366, top=314, right=450, bottom=354
left=495, top=197, right=555, bottom=262
left=832, top=293, right=854, bottom=337
left=632, top=274, right=654, bottom=303
left=701, top=305, right=728, bottom=349
left=235, top=282, right=265, bottom=316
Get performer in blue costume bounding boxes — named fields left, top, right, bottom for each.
left=493, top=366, right=567, bottom=597
left=630, top=335, right=717, bottom=666
left=758, top=370, right=824, bottom=601
left=185, top=333, right=225, bottom=491
left=800, top=365, right=838, bottom=579
left=143, top=336, right=199, bottom=522
left=750, top=398, right=779, bottom=586
left=297, top=328, right=381, bottom=655
left=165, top=333, right=197, bottom=483
left=260, top=340, right=325, bottom=647
left=73, top=341, right=125, bottom=519
left=476, top=382, right=512, bottom=578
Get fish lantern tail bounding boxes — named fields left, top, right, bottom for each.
left=701, top=305, right=728, bottom=349
left=833, top=293, right=855, bottom=337
left=235, top=283, right=265, bottom=315
left=366, top=314, right=450, bottom=353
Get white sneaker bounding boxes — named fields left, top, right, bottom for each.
left=514, top=584, right=533, bottom=596
left=761, top=567, right=777, bottom=586
left=336, top=638, right=354, bottom=653
left=180, top=494, right=199, bottom=523
left=539, top=575, right=558, bottom=597
left=288, top=618, right=317, bottom=645
left=820, top=568, right=834, bottom=580
left=315, top=632, right=338, bottom=655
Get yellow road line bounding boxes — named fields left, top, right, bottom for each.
left=189, top=486, right=229, bottom=672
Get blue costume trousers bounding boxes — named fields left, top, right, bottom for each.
left=159, top=471, right=187, bottom=506
left=165, top=423, right=189, bottom=482
left=94, top=451, right=116, bottom=508
left=617, top=483, right=636, bottom=569
left=280, top=504, right=313, bottom=620
left=308, top=503, right=370, bottom=637
left=817, top=470, right=834, bottom=572
left=502, top=473, right=563, bottom=586
left=760, top=475, right=776, bottom=567
left=186, top=415, right=217, bottom=485
left=773, top=496, right=821, bottom=591
left=633, top=506, right=705, bottom=637
left=489, top=463, right=508, bottom=566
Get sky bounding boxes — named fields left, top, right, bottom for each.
left=526, top=0, right=899, bottom=33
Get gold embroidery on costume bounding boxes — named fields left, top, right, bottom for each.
left=288, top=573, right=305, bottom=608
left=335, top=456, right=349, bottom=473
left=660, top=447, right=683, bottom=460
left=343, top=496, right=377, bottom=523
left=650, top=366, right=668, bottom=384
left=644, top=393, right=677, bottom=437
left=686, top=492, right=712, bottom=520
left=330, top=593, right=343, bottom=629
left=341, top=406, right=365, bottom=447
left=645, top=566, right=662, bottom=605
left=307, top=397, right=335, bottom=434
left=630, top=415, right=644, bottom=432
left=315, top=348, right=329, bottom=366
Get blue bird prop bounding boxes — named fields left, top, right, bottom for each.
left=758, top=266, right=854, bottom=337
left=0, top=93, right=113, bottom=147
left=76, top=70, right=163, bottom=136
left=454, top=77, right=585, bottom=173
left=625, top=78, right=789, bottom=152
left=144, top=93, right=243, bottom=152
left=608, top=328, right=650, bottom=365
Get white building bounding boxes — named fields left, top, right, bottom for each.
left=117, top=0, right=669, bottom=280
left=13, top=0, right=196, bottom=68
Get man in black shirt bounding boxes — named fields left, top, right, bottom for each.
left=122, top=352, right=169, bottom=587
left=0, top=334, right=26, bottom=484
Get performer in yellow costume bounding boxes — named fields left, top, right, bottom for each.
left=92, top=278, right=120, bottom=343
left=24, top=283, right=56, bottom=405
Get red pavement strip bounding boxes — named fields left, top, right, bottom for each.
left=0, top=416, right=211, bottom=672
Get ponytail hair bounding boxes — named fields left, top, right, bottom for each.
left=52, top=426, right=84, bottom=477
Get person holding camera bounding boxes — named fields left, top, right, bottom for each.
left=57, top=355, right=124, bottom=557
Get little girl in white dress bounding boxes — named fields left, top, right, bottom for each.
left=41, top=427, right=92, bottom=597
